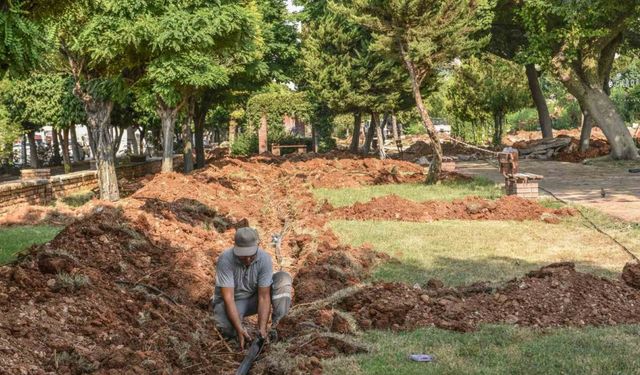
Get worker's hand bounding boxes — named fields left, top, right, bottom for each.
left=259, top=327, right=267, bottom=340
left=237, top=328, right=252, bottom=350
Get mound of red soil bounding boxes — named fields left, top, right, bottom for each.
left=338, top=263, right=640, bottom=333
left=330, top=195, right=576, bottom=223
left=292, top=243, right=384, bottom=304
left=622, top=262, right=640, bottom=289
left=0, top=208, right=235, bottom=374
left=555, top=138, right=611, bottom=162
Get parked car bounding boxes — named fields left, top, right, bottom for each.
left=432, top=118, right=451, bottom=134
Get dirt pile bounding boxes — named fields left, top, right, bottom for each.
left=292, top=243, right=384, bottom=304
left=0, top=208, right=236, bottom=374
left=507, top=130, right=610, bottom=162
left=336, top=263, right=640, bottom=333
left=622, top=262, right=640, bottom=289
left=330, top=195, right=576, bottom=223
left=0, top=153, right=427, bottom=374
left=400, top=138, right=491, bottom=159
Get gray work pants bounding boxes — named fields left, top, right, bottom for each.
left=212, top=271, right=292, bottom=338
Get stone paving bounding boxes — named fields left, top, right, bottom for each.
left=457, top=159, right=640, bottom=223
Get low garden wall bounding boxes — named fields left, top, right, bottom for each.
left=0, top=156, right=182, bottom=214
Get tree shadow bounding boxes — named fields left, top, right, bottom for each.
left=138, top=197, right=236, bottom=233
left=373, top=254, right=621, bottom=288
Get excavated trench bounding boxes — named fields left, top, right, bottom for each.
left=1, top=150, right=638, bottom=375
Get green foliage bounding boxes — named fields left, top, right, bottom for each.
left=246, top=85, right=312, bottom=138
left=299, top=0, right=407, bottom=115
left=610, top=56, right=640, bottom=124
left=342, top=0, right=494, bottom=87
left=230, top=132, right=313, bottom=156
left=332, top=113, right=354, bottom=139
left=507, top=108, right=539, bottom=132
left=256, top=0, right=301, bottom=83
left=1, top=73, right=84, bottom=135
left=135, top=0, right=266, bottom=109
left=230, top=132, right=258, bottom=156
left=0, top=103, right=21, bottom=160
left=0, top=2, right=45, bottom=75
left=447, top=54, right=530, bottom=143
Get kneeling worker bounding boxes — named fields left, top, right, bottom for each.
left=212, top=227, right=292, bottom=349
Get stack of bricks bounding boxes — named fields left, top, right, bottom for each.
left=498, top=151, right=543, bottom=199
left=505, top=176, right=542, bottom=199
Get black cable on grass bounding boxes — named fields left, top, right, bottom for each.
left=539, top=186, right=640, bottom=264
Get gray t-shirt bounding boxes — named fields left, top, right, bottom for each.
left=213, top=248, right=273, bottom=304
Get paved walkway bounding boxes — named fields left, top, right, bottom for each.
left=457, top=160, right=640, bottom=222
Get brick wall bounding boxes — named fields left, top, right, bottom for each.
left=0, top=156, right=183, bottom=214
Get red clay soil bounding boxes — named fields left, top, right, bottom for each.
left=0, top=208, right=237, bottom=374
left=400, top=139, right=493, bottom=158
left=0, top=153, right=423, bottom=374
left=339, top=262, right=640, bottom=333
left=0, top=151, right=628, bottom=374
left=330, top=195, right=576, bottom=223
left=622, top=262, right=640, bottom=289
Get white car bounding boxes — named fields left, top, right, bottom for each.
left=434, top=124, right=451, bottom=133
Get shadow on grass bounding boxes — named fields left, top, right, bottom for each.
left=61, top=191, right=96, bottom=207
left=324, top=324, right=640, bottom=375
left=373, top=255, right=620, bottom=287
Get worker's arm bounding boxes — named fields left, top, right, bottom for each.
left=257, top=286, right=271, bottom=338
left=220, top=287, right=251, bottom=348
left=257, top=255, right=274, bottom=339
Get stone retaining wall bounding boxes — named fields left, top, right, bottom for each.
left=0, top=156, right=182, bottom=214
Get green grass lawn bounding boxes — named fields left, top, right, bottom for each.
left=324, top=325, right=640, bottom=375
left=330, top=218, right=640, bottom=286
left=60, top=190, right=95, bottom=207
left=318, top=180, right=640, bottom=374
left=314, top=178, right=502, bottom=207
left=0, top=225, right=62, bottom=264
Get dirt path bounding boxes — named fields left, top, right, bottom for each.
left=457, top=160, right=640, bottom=222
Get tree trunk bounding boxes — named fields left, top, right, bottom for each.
left=551, top=35, right=637, bottom=160
left=139, top=125, right=147, bottom=156
left=579, top=112, right=593, bottom=153
left=525, top=64, right=553, bottom=139
left=127, top=127, right=139, bottom=155
left=183, top=102, right=194, bottom=173
left=349, top=112, right=361, bottom=153
left=84, top=100, right=119, bottom=201
left=577, top=87, right=637, bottom=159
left=60, top=128, right=71, bottom=168
left=391, top=113, right=400, bottom=143
left=229, top=119, right=237, bottom=144
left=493, top=112, right=504, bottom=146
left=401, top=46, right=442, bottom=183
left=193, top=97, right=211, bottom=169
left=21, top=134, right=27, bottom=166
left=112, top=126, right=125, bottom=160
left=193, top=113, right=205, bottom=168
left=363, top=114, right=376, bottom=154
left=373, top=112, right=387, bottom=160
left=311, top=124, right=319, bottom=153
left=259, top=113, right=268, bottom=154
left=27, top=129, right=39, bottom=168
left=70, top=125, right=82, bottom=162
left=157, top=105, right=178, bottom=173
left=51, top=128, right=62, bottom=166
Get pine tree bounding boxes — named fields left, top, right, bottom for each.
left=338, top=0, right=492, bottom=181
